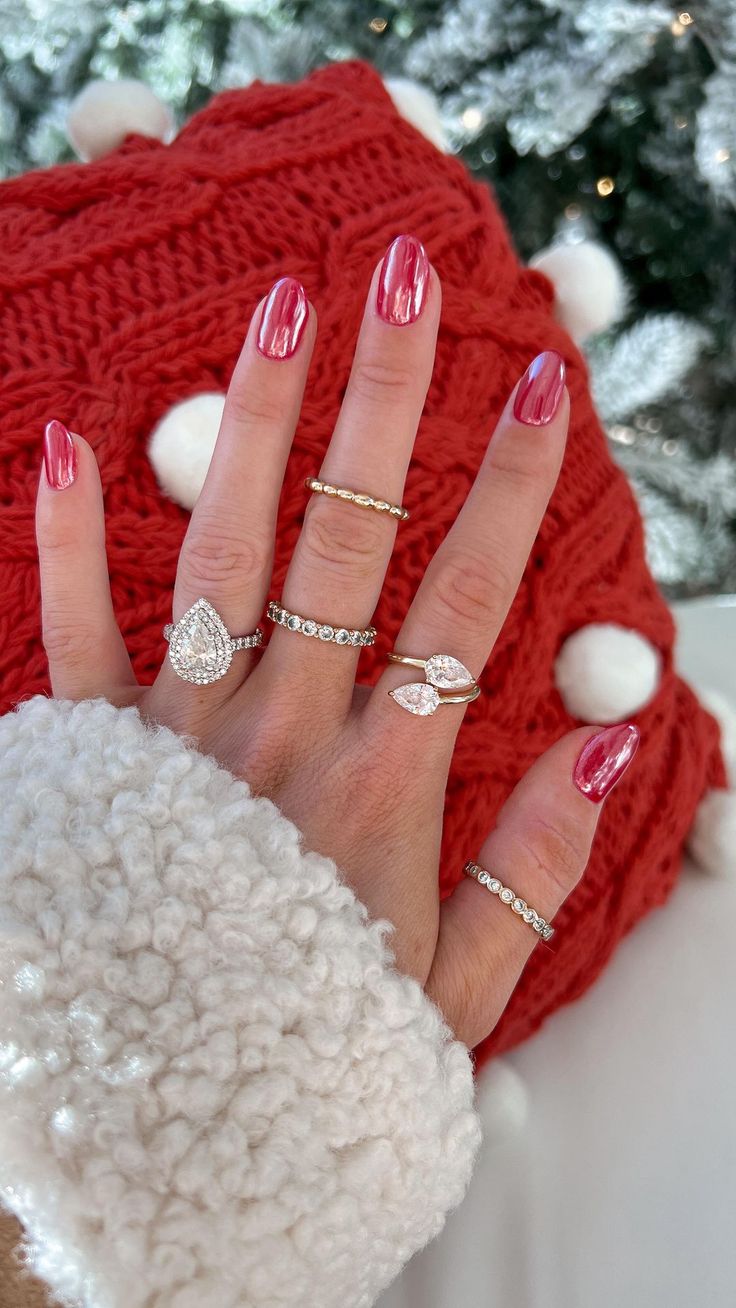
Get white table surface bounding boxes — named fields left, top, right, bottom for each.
left=380, top=597, right=736, bottom=1308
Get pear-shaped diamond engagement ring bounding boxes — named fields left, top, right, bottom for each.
left=164, top=598, right=263, bottom=685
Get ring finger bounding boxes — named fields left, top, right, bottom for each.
left=153, top=277, right=316, bottom=703
left=266, top=235, right=440, bottom=704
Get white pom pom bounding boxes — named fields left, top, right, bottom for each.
left=529, top=240, right=628, bottom=343
left=148, top=393, right=225, bottom=511
left=384, top=77, right=447, bottom=151
left=554, top=623, right=662, bottom=723
left=67, top=79, right=175, bottom=162
left=478, top=1061, right=529, bottom=1144
left=688, top=788, right=736, bottom=879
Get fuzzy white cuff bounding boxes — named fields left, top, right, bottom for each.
left=0, top=697, right=480, bottom=1308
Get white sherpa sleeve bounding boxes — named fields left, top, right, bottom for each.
left=0, top=696, right=481, bottom=1308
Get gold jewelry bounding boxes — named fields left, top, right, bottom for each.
left=267, top=600, right=376, bottom=647
left=464, top=860, right=555, bottom=942
left=387, top=651, right=481, bottom=716
left=305, top=476, right=409, bottom=521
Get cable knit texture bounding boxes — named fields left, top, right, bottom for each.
left=0, top=696, right=480, bottom=1308
left=0, top=60, right=726, bottom=1067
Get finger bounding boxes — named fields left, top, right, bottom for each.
left=426, top=723, right=641, bottom=1048
left=36, top=420, right=135, bottom=700
left=164, top=278, right=315, bottom=689
left=370, top=351, right=568, bottom=739
left=266, top=236, right=440, bottom=703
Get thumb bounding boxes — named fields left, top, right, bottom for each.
left=426, top=723, right=640, bottom=1049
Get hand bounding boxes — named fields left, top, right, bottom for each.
left=36, top=236, right=638, bottom=1048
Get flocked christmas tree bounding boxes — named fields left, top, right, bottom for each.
left=0, top=0, right=734, bottom=595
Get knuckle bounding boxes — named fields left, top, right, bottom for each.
left=429, top=549, right=513, bottom=629
left=37, top=531, right=79, bottom=562
left=520, top=815, right=585, bottom=896
left=490, top=439, right=560, bottom=495
left=181, top=527, right=270, bottom=594
left=43, top=620, right=101, bottom=671
left=301, top=500, right=386, bottom=580
left=225, top=384, right=284, bottom=429
left=350, top=356, right=417, bottom=406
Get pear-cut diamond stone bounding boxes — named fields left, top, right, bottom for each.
left=389, top=683, right=441, bottom=716
left=424, top=654, right=475, bottom=690
left=168, top=599, right=232, bottom=685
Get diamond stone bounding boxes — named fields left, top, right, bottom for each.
left=489, top=879, right=502, bottom=893
left=287, top=614, right=302, bottom=631
left=349, top=631, right=363, bottom=646
left=500, top=888, right=514, bottom=904
left=302, top=620, right=318, bottom=637
left=523, top=908, right=536, bottom=923
left=424, top=654, right=475, bottom=690
left=389, top=683, right=441, bottom=716
left=168, top=599, right=232, bottom=685
left=335, top=628, right=351, bottom=645
left=478, top=871, right=490, bottom=886
left=512, top=898, right=526, bottom=914
left=318, top=625, right=335, bottom=641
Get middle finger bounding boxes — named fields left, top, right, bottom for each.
left=266, top=235, right=440, bottom=704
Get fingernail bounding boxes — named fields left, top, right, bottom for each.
left=43, top=419, right=77, bottom=490
left=376, top=234, right=430, bottom=326
left=257, top=277, right=309, bottom=360
left=513, top=350, right=566, bottom=426
left=573, top=724, right=640, bottom=803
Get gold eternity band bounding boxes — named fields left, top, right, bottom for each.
left=464, top=860, right=555, bottom=943
left=305, top=476, right=409, bottom=521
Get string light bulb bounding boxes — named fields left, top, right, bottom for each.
left=671, top=13, right=693, bottom=36
left=369, top=16, right=387, bottom=33
left=596, top=176, right=615, bottom=197
left=461, top=106, right=483, bottom=131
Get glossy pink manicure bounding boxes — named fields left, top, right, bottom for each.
left=573, top=724, right=640, bottom=803
left=43, top=418, right=77, bottom=490
left=376, top=234, right=430, bottom=326
left=513, top=350, right=566, bottom=426
left=257, top=277, right=309, bottom=360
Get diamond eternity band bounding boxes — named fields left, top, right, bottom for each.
left=463, top=860, right=555, bottom=942
left=267, top=601, right=377, bottom=647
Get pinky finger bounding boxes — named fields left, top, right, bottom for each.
left=36, top=420, right=136, bottom=701
left=426, top=723, right=640, bottom=1049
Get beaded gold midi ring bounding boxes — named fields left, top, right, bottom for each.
left=387, top=652, right=481, bottom=715
left=464, top=860, right=555, bottom=942
left=305, top=476, right=409, bottom=521
left=165, top=598, right=263, bottom=684
left=267, top=600, right=377, bottom=647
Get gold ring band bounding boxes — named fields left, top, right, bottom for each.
left=387, top=650, right=481, bottom=716
left=464, top=861, right=555, bottom=942
left=305, top=477, right=409, bottom=521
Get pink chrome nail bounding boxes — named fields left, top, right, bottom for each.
left=573, top=724, right=640, bottom=803
left=257, top=277, right=309, bottom=360
left=43, top=418, right=77, bottom=490
left=376, top=234, right=430, bottom=326
left=513, top=350, right=566, bottom=426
